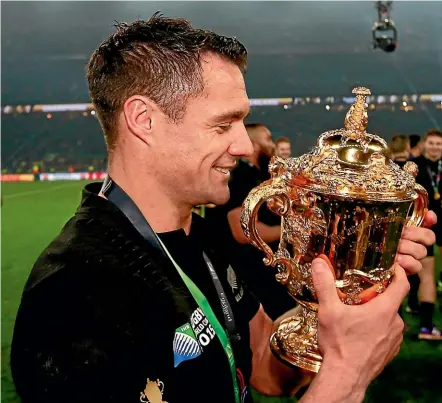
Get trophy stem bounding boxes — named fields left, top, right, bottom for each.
left=270, top=306, right=322, bottom=373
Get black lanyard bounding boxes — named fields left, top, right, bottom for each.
left=202, top=252, right=240, bottom=341
left=100, top=176, right=240, bottom=342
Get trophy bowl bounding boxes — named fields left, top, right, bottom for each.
left=240, top=87, right=428, bottom=373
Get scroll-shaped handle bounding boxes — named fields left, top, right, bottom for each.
left=407, top=184, right=428, bottom=227
left=240, top=177, right=291, bottom=267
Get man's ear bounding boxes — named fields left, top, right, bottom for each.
left=123, top=95, right=156, bottom=145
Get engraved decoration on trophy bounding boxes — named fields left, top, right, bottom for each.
left=241, top=87, right=428, bottom=373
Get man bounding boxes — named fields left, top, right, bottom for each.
left=409, top=133, right=424, bottom=159
left=275, top=136, right=292, bottom=159
left=413, top=129, right=442, bottom=339
left=207, top=123, right=296, bottom=320
left=389, top=134, right=410, bottom=166
left=10, top=15, right=436, bottom=403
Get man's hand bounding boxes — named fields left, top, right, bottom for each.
left=396, top=210, right=437, bottom=274
left=299, top=258, right=409, bottom=403
left=227, top=207, right=280, bottom=244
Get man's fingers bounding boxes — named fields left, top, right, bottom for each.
left=397, top=239, right=428, bottom=260
left=377, top=265, right=410, bottom=308
left=311, top=257, right=340, bottom=308
left=422, top=210, right=437, bottom=229
left=401, top=226, right=435, bottom=247
left=390, top=337, right=402, bottom=362
left=396, top=253, right=423, bottom=275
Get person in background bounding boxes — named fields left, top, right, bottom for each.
left=388, top=135, right=420, bottom=316
left=206, top=123, right=296, bottom=321
left=389, top=134, right=410, bottom=167
left=412, top=129, right=442, bottom=339
left=275, top=136, right=292, bottom=159
left=409, top=134, right=424, bottom=159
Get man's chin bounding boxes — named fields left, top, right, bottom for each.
left=210, top=190, right=230, bottom=207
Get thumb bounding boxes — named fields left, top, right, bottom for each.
left=311, top=256, right=340, bottom=307
left=422, top=209, right=437, bottom=228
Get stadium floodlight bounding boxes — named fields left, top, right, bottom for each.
left=372, top=1, right=397, bottom=53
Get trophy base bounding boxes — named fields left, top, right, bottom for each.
left=269, top=309, right=322, bottom=373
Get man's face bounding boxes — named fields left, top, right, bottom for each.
left=275, top=141, right=291, bottom=159
left=151, top=53, right=253, bottom=207
left=424, top=135, right=442, bottom=160
left=254, top=127, right=275, bottom=158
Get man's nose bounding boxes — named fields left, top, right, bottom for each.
left=229, top=126, right=254, bottom=157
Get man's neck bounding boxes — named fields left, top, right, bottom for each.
left=410, top=149, right=420, bottom=158
left=424, top=152, right=442, bottom=162
left=104, top=161, right=193, bottom=235
left=392, top=152, right=409, bottom=162
left=245, top=153, right=260, bottom=169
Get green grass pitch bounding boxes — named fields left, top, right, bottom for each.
left=2, top=181, right=441, bottom=403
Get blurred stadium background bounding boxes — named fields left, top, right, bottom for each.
left=2, top=2, right=442, bottom=402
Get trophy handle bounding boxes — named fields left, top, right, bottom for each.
left=241, top=177, right=291, bottom=267
left=406, top=184, right=428, bottom=227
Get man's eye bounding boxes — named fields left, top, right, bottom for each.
left=218, top=124, right=232, bottom=132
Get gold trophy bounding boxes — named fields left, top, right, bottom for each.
left=241, top=87, right=428, bottom=373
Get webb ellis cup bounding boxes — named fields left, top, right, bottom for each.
left=241, top=87, right=428, bottom=373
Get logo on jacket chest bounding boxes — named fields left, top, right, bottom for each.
left=173, top=308, right=215, bottom=367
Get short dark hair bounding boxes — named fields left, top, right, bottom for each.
left=409, top=134, right=421, bottom=148
left=86, top=12, right=248, bottom=151
left=275, top=136, right=291, bottom=146
left=389, top=134, right=409, bottom=154
left=424, top=128, right=442, bottom=140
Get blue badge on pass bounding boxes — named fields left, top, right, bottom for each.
left=173, top=322, right=202, bottom=367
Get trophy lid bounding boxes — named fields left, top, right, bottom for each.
left=276, top=87, right=418, bottom=201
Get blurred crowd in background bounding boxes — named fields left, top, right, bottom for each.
left=2, top=104, right=441, bottom=175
